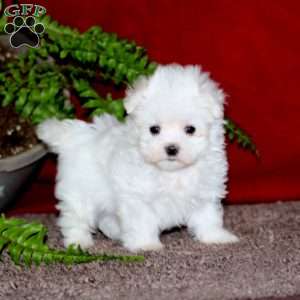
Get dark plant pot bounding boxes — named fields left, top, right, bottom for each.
left=0, top=36, right=48, bottom=211
left=0, top=145, right=47, bottom=212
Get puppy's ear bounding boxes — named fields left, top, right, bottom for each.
left=186, top=65, right=225, bottom=120
left=205, top=90, right=225, bottom=120
left=124, top=76, right=149, bottom=114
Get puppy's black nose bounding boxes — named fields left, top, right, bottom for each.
left=165, top=144, right=179, bottom=156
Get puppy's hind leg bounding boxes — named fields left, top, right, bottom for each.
left=98, top=214, right=121, bottom=241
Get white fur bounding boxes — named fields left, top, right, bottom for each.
left=36, top=64, right=238, bottom=252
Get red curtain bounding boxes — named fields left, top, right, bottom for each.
left=6, top=0, right=300, bottom=214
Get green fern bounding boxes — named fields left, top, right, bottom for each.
left=225, top=118, right=258, bottom=155
left=0, top=14, right=256, bottom=153
left=72, top=78, right=125, bottom=121
left=0, top=215, right=144, bottom=266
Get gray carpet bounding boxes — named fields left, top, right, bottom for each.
left=0, top=201, right=300, bottom=300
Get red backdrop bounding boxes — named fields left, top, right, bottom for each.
left=5, top=0, right=300, bottom=214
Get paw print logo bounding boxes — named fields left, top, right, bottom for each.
left=4, top=16, right=45, bottom=48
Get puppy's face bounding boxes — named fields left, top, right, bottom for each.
left=137, top=114, right=209, bottom=171
left=125, top=64, right=224, bottom=172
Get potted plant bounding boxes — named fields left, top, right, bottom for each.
left=0, top=35, right=48, bottom=210
left=0, top=13, right=255, bottom=212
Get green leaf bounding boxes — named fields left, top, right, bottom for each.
left=0, top=215, right=144, bottom=267
left=224, top=118, right=258, bottom=155
left=2, top=226, right=26, bottom=241
left=83, top=100, right=102, bottom=109
left=2, top=92, right=15, bottom=106
left=0, top=239, right=8, bottom=252
left=43, top=252, right=54, bottom=265
left=49, top=44, right=60, bottom=53
left=107, top=100, right=125, bottom=121
left=72, top=79, right=89, bottom=93
left=22, top=248, right=33, bottom=267
left=10, top=69, right=22, bottom=83
left=127, top=69, right=139, bottom=83
left=32, top=251, right=43, bottom=266
left=80, top=90, right=99, bottom=98
left=60, top=50, right=69, bottom=59
left=15, top=89, right=28, bottom=113
left=21, top=102, right=35, bottom=118
left=90, top=108, right=105, bottom=117
left=8, top=244, right=23, bottom=265
left=107, top=58, right=116, bottom=69
left=84, top=52, right=97, bottom=62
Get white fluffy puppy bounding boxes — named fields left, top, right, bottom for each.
left=37, top=64, right=238, bottom=252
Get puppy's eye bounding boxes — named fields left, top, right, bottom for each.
left=185, top=125, right=196, bottom=135
left=149, top=125, right=161, bottom=135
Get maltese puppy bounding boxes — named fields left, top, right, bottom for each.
left=37, top=64, right=238, bottom=252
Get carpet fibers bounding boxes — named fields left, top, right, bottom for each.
left=0, top=201, right=299, bottom=300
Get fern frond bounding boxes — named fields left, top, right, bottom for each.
left=72, top=78, right=125, bottom=121
left=0, top=215, right=144, bottom=266
left=225, top=118, right=258, bottom=156
left=0, top=13, right=257, bottom=155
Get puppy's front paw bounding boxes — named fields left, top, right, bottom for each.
left=197, top=228, right=239, bottom=244
left=124, top=240, right=164, bottom=252
left=139, top=241, right=164, bottom=252
left=63, top=232, right=94, bottom=250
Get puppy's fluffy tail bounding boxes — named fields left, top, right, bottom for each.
left=36, top=118, right=95, bottom=154
left=36, top=114, right=120, bottom=154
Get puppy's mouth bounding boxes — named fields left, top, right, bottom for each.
left=156, top=157, right=190, bottom=171
left=166, top=156, right=188, bottom=164
left=167, top=158, right=177, bottom=162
